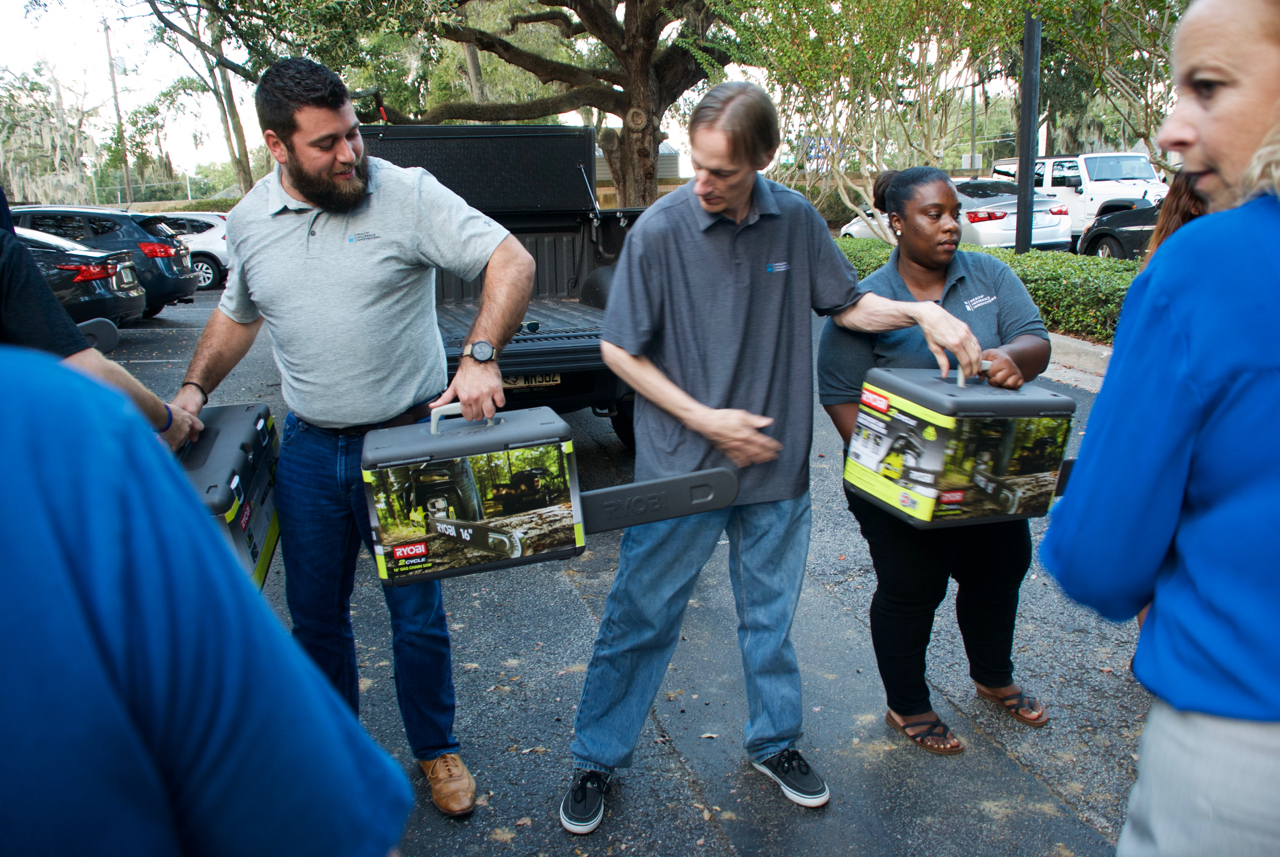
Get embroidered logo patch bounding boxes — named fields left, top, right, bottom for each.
left=348, top=231, right=381, bottom=243
left=766, top=262, right=791, bottom=273
left=964, top=294, right=996, bottom=312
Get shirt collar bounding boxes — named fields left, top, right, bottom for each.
left=688, top=173, right=780, bottom=231
left=884, top=246, right=969, bottom=299
left=264, top=160, right=377, bottom=216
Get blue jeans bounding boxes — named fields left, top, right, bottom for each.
left=572, top=493, right=812, bottom=771
left=275, top=411, right=460, bottom=761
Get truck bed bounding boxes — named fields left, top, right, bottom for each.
left=437, top=299, right=607, bottom=375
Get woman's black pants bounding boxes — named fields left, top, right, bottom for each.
left=847, top=491, right=1032, bottom=717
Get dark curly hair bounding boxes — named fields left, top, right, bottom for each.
left=255, top=57, right=349, bottom=148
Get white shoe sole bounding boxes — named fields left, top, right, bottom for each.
left=560, top=803, right=603, bottom=835
left=751, top=761, right=831, bottom=807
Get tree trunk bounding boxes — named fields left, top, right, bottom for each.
left=219, top=63, right=254, bottom=193
left=603, top=71, right=662, bottom=208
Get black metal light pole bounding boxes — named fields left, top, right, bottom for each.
left=1015, top=11, right=1042, bottom=254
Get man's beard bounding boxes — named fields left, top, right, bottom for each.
left=284, top=149, right=369, bottom=213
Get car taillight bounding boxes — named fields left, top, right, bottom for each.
left=965, top=210, right=1009, bottom=223
left=138, top=242, right=178, bottom=258
left=1049, top=204, right=1069, bottom=215
left=56, top=263, right=117, bottom=282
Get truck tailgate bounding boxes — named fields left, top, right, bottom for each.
left=438, top=300, right=608, bottom=374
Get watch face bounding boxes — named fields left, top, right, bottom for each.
left=470, top=341, right=495, bottom=362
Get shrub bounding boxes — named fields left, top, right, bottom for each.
left=834, top=237, right=1137, bottom=344
left=169, top=198, right=240, bottom=213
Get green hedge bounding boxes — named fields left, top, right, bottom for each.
left=834, top=237, right=1138, bottom=344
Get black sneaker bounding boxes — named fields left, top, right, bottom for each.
left=559, top=768, right=610, bottom=834
left=751, top=748, right=830, bottom=807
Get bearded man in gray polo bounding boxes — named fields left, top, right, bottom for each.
left=170, top=58, right=534, bottom=818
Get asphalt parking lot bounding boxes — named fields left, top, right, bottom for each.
left=118, top=293, right=1144, bottom=855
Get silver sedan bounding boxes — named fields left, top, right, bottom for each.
left=840, top=179, right=1072, bottom=251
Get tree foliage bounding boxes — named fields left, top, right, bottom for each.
left=145, top=0, right=736, bottom=205
left=1036, top=0, right=1185, bottom=169
left=730, top=0, right=1023, bottom=239
left=0, top=64, right=98, bottom=204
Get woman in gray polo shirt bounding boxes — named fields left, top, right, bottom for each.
left=818, top=167, right=1052, bottom=755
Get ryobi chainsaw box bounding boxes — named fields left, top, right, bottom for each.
left=180, top=402, right=280, bottom=588
left=361, top=405, right=584, bottom=584
left=845, top=368, right=1076, bottom=528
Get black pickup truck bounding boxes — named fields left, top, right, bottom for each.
left=362, top=124, right=641, bottom=446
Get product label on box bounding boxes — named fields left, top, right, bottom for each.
left=363, top=441, right=583, bottom=582
left=844, top=382, right=1072, bottom=523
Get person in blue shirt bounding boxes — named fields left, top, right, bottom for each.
left=0, top=345, right=413, bottom=857
left=1041, top=1, right=1280, bottom=854
left=818, top=167, right=1052, bottom=755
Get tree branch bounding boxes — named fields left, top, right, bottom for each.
left=145, top=0, right=259, bottom=82
left=437, top=21, right=626, bottom=88
left=415, top=85, right=626, bottom=124
left=501, top=11, right=586, bottom=38
left=546, top=0, right=625, bottom=56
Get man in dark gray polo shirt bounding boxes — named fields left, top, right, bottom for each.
left=558, top=82, right=982, bottom=835
left=170, top=59, right=534, bottom=819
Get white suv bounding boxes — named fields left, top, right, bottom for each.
left=992, top=153, right=1167, bottom=241
left=163, top=212, right=229, bottom=289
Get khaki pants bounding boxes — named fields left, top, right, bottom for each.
left=1118, top=700, right=1280, bottom=857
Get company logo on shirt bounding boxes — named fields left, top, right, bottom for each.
left=964, top=294, right=996, bottom=312
left=348, top=231, right=381, bottom=243
left=766, top=261, right=790, bottom=273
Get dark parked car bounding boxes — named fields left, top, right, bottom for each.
left=13, top=205, right=200, bottom=318
left=1078, top=199, right=1159, bottom=260
left=15, top=226, right=145, bottom=326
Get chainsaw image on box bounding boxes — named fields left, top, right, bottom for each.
left=427, top=516, right=524, bottom=559
left=362, top=404, right=739, bottom=584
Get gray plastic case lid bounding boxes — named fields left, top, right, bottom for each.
left=361, top=407, right=572, bottom=470
left=180, top=402, right=274, bottom=515
left=864, top=368, right=1077, bottom=418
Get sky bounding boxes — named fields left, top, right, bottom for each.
left=2, top=0, right=698, bottom=180
left=3, top=0, right=262, bottom=174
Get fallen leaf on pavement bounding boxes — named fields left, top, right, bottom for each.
left=516, top=817, right=532, bottom=827
left=700, top=733, right=718, bottom=739
left=489, top=828, right=515, bottom=843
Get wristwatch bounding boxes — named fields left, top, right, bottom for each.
left=461, top=340, right=496, bottom=363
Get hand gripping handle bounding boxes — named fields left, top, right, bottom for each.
left=429, top=402, right=494, bottom=434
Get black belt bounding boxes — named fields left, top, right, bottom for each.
left=327, top=402, right=436, bottom=436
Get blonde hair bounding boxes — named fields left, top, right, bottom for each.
left=1242, top=122, right=1280, bottom=201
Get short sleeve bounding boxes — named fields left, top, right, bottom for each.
left=817, top=316, right=877, bottom=404
left=601, top=223, right=660, bottom=356
left=807, top=208, right=864, bottom=316
left=412, top=169, right=509, bottom=282
left=0, top=230, right=89, bottom=356
left=987, top=257, right=1048, bottom=344
left=217, top=213, right=261, bottom=324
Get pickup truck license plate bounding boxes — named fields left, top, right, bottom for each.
left=503, top=373, right=560, bottom=389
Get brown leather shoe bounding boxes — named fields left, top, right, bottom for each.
left=420, top=753, right=476, bottom=817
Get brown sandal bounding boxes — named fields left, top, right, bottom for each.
left=976, top=687, right=1050, bottom=727
left=884, top=711, right=965, bottom=755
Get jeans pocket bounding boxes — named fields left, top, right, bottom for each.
left=281, top=413, right=302, bottom=447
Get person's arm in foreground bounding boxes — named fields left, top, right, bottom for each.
left=1039, top=275, right=1197, bottom=621
left=834, top=292, right=983, bottom=378
left=432, top=234, right=534, bottom=421
left=64, top=348, right=202, bottom=450
left=601, top=340, right=780, bottom=467
left=169, top=309, right=264, bottom=434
